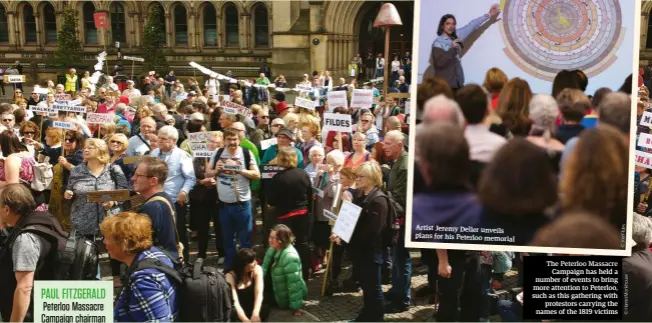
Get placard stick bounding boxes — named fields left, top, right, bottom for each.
left=61, top=131, right=65, bottom=156
left=321, top=183, right=343, bottom=297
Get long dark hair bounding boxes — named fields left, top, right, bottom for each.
left=230, top=248, right=257, bottom=284
left=437, top=14, right=456, bottom=36
left=0, top=130, right=27, bottom=157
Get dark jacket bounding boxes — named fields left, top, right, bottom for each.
left=623, top=245, right=652, bottom=322
left=388, top=151, right=408, bottom=208
left=432, top=46, right=463, bottom=89
left=555, top=124, right=584, bottom=144
left=267, top=168, right=312, bottom=218
left=138, top=192, right=179, bottom=256
left=348, top=188, right=388, bottom=251
left=480, top=209, right=553, bottom=246
left=411, top=191, right=483, bottom=243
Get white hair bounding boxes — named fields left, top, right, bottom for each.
left=385, top=130, right=405, bottom=143
left=158, top=125, right=179, bottom=141
left=326, top=149, right=345, bottom=166
left=529, top=94, right=559, bottom=137
left=309, top=145, right=325, bottom=158
left=422, top=95, right=465, bottom=126
left=632, top=213, right=652, bottom=245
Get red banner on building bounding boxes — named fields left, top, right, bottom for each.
left=94, top=12, right=108, bottom=29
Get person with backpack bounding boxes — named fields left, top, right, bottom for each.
left=0, top=130, right=48, bottom=211
left=101, top=212, right=179, bottom=322
left=205, top=128, right=260, bottom=271
left=330, top=161, right=388, bottom=322
left=0, top=184, right=62, bottom=322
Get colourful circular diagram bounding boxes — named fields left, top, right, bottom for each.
left=499, top=0, right=625, bottom=81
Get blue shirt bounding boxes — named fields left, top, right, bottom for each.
left=150, top=147, right=197, bottom=203
left=139, top=192, right=179, bottom=256
left=126, top=134, right=151, bottom=157
left=114, top=247, right=178, bottom=322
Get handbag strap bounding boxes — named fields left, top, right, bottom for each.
left=145, top=196, right=182, bottom=258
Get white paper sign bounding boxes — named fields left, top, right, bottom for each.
left=332, top=200, right=363, bottom=243
left=123, top=56, right=145, bottom=62
left=34, top=88, right=49, bottom=94
left=323, top=113, right=352, bottom=133
left=219, top=95, right=231, bottom=102
left=55, top=94, right=72, bottom=101
left=323, top=210, right=337, bottom=222
left=294, top=97, right=315, bottom=110
left=68, top=99, right=82, bottom=106
left=53, top=121, right=74, bottom=130
left=327, top=91, right=348, bottom=109
left=641, top=111, right=652, bottom=128
left=636, top=150, right=652, bottom=169
left=405, top=100, right=411, bottom=115
left=175, top=93, right=188, bottom=103
left=194, top=151, right=214, bottom=158
left=29, top=105, right=53, bottom=114
left=313, top=187, right=324, bottom=198
left=260, top=138, right=277, bottom=151
left=351, top=89, right=373, bottom=108
left=86, top=113, right=115, bottom=124
left=189, top=142, right=208, bottom=152
left=222, top=101, right=252, bottom=118
left=639, top=133, right=652, bottom=149
left=223, top=107, right=238, bottom=115
left=188, top=132, right=211, bottom=143
left=7, top=75, right=24, bottom=83
left=295, top=85, right=313, bottom=92
left=54, top=104, right=87, bottom=113
left=261, top=164, right=284, bottom=179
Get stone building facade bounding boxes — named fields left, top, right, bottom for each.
left=0, top=0, right=413, bottom=83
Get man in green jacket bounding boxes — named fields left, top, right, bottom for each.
left=382, top=130, right=411, bottom=313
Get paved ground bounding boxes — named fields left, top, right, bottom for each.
left=100, top=215, right=519, bottom=322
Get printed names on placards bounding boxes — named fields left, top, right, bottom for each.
left=188, top=131, right=214, bottom=158
left=53, top=121, right=74, bottom=130
left=7, top=75, right=25, bottom=83
left=635, top=150, right=652, bottom=169
left=295, top=97, right=316, bottom=110
left=34, top=281, right=113, bottom=323
left=86, top=113, right=115, bottom=125
left=641, top=111, right=652, bottom=128
left=261, top=164, right=284, bottom=179
left=523, top=256, right=622, bottom=320
left=29, top=105, right=53, bottom=114
left=323, top=113, right=352, bottom=133
left=222, top=101, right=252, bottom=118
left=327, top=91, right=348, bottom=109
left=122, top=56, right=145, bottom=62
left=351, top=89, right=373, bottom=108
left=54, top=104, right=87, bottom=113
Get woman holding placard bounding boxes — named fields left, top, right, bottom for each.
left=330, top=161, right=388, bottom=322
left=49, top=130, right=84, bottom=231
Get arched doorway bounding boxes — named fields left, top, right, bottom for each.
left=357, top=1, right=413, bottom=58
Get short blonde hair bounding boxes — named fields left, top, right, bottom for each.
left=251, top=104, right=262, bottom=116
left=357, top=161, right=383, bottom=189
left=100, top=212, right=153, bottom=255
left=101, top=122, right=116, bottom=136
left=283, top=113, right=299, bottom=127
left=208, top=131, right=223, bottom=141
left=277, top=146, right=298, bottom=169
left=109, top=133, right=129, bottom=150
left=138, top=106, right=153, bottom=118
left=300, top=114, right=321, bottom=137
left=85, top=138, right=111, bottom=164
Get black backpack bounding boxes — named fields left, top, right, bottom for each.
left=1, top=212, right=98, bottom=280
left=123, top=256, right=234, bottom=322
left=364, top=188, right=404, bottom=247
left=212, top=147, right=252, bottom=171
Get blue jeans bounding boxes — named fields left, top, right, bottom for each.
left=219, top=200, right=253, bottom=270
left=351, top=248, right=385, bottom=322
left=376, top=68, right=384, bottom=78
left=388, top=227, right=412, bottom=308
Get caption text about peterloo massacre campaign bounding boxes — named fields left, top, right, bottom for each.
left=35, top=281, right=113, bottom=323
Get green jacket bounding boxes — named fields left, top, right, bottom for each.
left=261, top=245, right=307, bottom=310
left=240, top=138, right=261, bottom=191
left=389, top=151, right=408, bottom=208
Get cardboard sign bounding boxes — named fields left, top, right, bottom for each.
left=351, top=89, right=373, bottom=108
left=222, top=101, right=251, bottom=118
left=87, top=113, right=115, bottom=125
left=188, top=132, right=212, bottom=143
left=332, top=200, right=363, bottom=243
left=54, top=104, right=86, bottom=113
left=323, top=113, right=352, bottom=133
left=123, top=155, right=143, bottom=165
left=194, top=151, right=214, bottom=158
left=295, top=85, right=313, bottom=92
left=223, top=107, right=238, bottom=115
left=295, top=97, right=315, bottom=110
left=29, top=105, right=53, bottom=114
left=6, top=75, right=25, bottom=83
left=636, top=150, right=652, bottom=170
left=55, top=94, right=72, bottom=101
left=93, top=12, right=108, bottom=29
left=123, top=56, right=145, bottom=62
left=222, top=164, right=243, bottom=171
left=327, top=91, right=348, bottom=109
left=323, top=210, right=337, bottom=222
left=261, top=164, right=284, bottom=179
left=388, top=92, right=410, bottom=99
left=260, top=138, right=277, bottom=151
left=52, top=121, right=74, bottom=130
left=639, top=133, right=652, bottom=149
left=87, top=189, right=130, bottom=203
left=129, top=194, right=147, bottom=211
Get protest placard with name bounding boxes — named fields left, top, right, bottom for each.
left=53, top=121, right=74, bottom=130
left=260, top=138, right=277, bottom=151
left=222, top=101, right=252, bottom=118
left=223, top=107, right=238, bottom=115
left=641, top=111, right=652, bottom=128
left=123, top=56, right=145, bottom=62
left=7, top=75, right=25, bottom=83
left=188, top=132, right=212, bottom=143
left=639, top=133, right=652, bottom=149
left=189, top=142, right=208, bottom=152
left=323, top=210, right=337, bottom=222
left=351, top=89, right=373, bottom=108
left=54, top=104, right=87, bottom=113
left=261, top=164, right=284, bottom=179
left=55, top=94, right=72, bottom=101
left=194, top=151, right=214, bottom=158
left=332, top=200, right=363, bottom=243
left=295, top=97, right=315, bottom=110
left=636, top=150, right=652, bottom=169
left=295, top=85, right=313, bottom=92
left=29, top=105, right=53, bottom=114
left=87, top=190, right=131, bottom=203
left=323, top=113, right=352, bottom=133
left=327, top=91, right=348, bottom=109
left=34, top=87, right=49, bottom=94
left=87, top=113, right=115, bottom=125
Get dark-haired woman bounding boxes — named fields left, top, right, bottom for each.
left=49, top=130, right=85, bottom=231
left=227, top=248, right=269, bottom=322
left=0, top=130, right=47, bottom=210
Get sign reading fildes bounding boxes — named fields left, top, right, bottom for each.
left=35, top=281, right=113, bottom=323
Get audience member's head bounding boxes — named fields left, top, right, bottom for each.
left=530, top=211, right=621, bottom=249
left=422, top=95, right=465, bottom=126
left=528, top=94, right=559, bottom=136
left=415, top=123, right=470, bottom=191
left=597, top=92, right=631, bottom=135
left=456, top=84, right=489, bottom=125
left=482, top=67, right=509, bottom=94
left=496, top=78, right=533, bottom=136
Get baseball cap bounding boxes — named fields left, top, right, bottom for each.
left=275, top=127, right=295, bottom=140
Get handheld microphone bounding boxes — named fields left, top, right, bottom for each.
left=451, top=32, right=464, bottom=49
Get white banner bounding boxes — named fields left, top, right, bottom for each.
left=53, top=121, right=74, bottom=130
left=323, top=113, right=352, bottom=133
left=86, top=113, right=115, bottom=125
left=636, top=150, right=652, bottom=169
left=222, top=101, right=252, bottom=118
left=194, top=151, right=214, bottom=158
left=295, top=97, right=315, bottom=110
left=327, top=91, right=348, bottom=109
left=223, top=107, right=238, bottom=115
left=351, top=89, right=373, bottom=108
left=54, top=104, right=87, bottom=113
left=188, top=132, right=212, bottom=143
left=123, top=56, right=145, bottom=62
left=295, top=85, right=313, bottom=92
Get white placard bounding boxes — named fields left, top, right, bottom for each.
left=639, top=133, right=652, bottom=149
left=189, top=142, right=208, bottom=152
left=34, top=87, right=49, bottom=94
left=351, top=89, right=373, bottom=108
left=6, top=75, right=24, bottom=83
left=54, top=104, right=87, bottom=113
left=295, top=97, right=315, bottom=110
left=636, top=150, right=652, bottom=169
left=123, top=56, right=145, bottom=62
left=68, top=99, right=82, bottom=106
left=55, top=94, right=72, bottom=101
left=323, top=113, right=352, bottom=133
left=327, top=91, right=348, bottom=109
left=86, top=113, right=115, bottom=125
left=175, top=93, right=188, bottom=103
left=332, top=200, right=363, bottom=243
left=29, top=105, right=53, bottom=114
left=194, top=151, right=214, bottom=158
left=295, top=85, right=313, bottom=92
left=223, top=164, right=243, bottom=171
left=53, top=121, right=74, bottom=130
left=261, top=164, right=284, bottom=179
left=223, top=107, right=238, bottom=115
left=405, top=100, right=411, bottom=115
left=260, top=138, right=277, bottom=151
left=188, top=131, right=211, bottom=143
left=219, top=95, right=231, bottom=102
left=323, top=210, right=337, bottom=222
left=641, top=111, right=652, bottom=128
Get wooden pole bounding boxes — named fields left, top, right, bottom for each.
left=382, top=27, right=391, bottom=126
left=321, top=183, right=343, bottom=297
left=61, top=131, right=65, bottom=157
